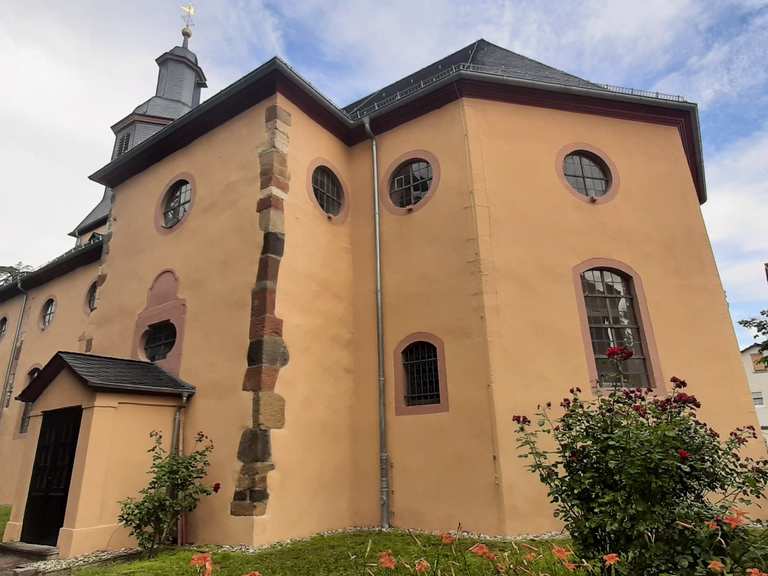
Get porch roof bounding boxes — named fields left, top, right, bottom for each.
left=17, top=351, right=195, bottom=403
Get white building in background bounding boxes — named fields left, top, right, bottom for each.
left=742, top=343, right=768, bottom=442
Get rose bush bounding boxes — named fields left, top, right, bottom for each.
left=514, top=348, right=768, bottom=575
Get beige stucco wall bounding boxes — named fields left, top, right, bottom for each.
left=354, top=100, right=503, bottom=535
left=460, top=97, right=765, bottom=533
left=2, top=88, right=760, bottom=554
left=2, top=368, right=179, bottom=557
left=86, top=99, right=276, bottom=547
left=249, top=94, right=378, bottom=542
left=0, top=262, right=100, bottom=504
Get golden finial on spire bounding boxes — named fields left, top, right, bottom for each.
left=181, top=4, right=195, bottom=27
left=181, top=4, right=195, bottom=47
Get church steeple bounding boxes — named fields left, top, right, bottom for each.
left=69, top=13, right=207, bottom=239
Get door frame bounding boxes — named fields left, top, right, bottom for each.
left=20, top=406, right=83, bottom=546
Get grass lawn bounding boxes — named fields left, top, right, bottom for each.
left=0, top=505, right=10, bottom=539
left=74, top=530, right=571, bottom=576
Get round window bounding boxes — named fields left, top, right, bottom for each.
left=162, top=180, right=192, bottom=228
left=143, top=321, right=177, bottom=362
left=311, top=166, right=344, bottom=217
left=563, top=151, right=612, bottom=199
left=389, top=159, right=433, bottom=209
left=41, top=299, right=56, bottom=329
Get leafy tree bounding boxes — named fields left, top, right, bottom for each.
left=740, top=310, right=768, bottom=367
left=118, top=430, right=214, bottom=556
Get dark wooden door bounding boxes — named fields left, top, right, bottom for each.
left=21, top=407, right=82, bottom=546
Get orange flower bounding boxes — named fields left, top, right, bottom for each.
left=243, top=572, right=262, bottom=576
left=603, top=553, right=620, bottom=566
left=415, top=559, right=430, bottom=573
left=190, top=553, right=213, bottom=576
left=563, top=561, right=578, bottom=572
left=707, top=559, right=726, bottom=573
left=723, top=514, right=746, bottom=529
left=746, top=569, right=767, bottom=576
left=705, top=519, right=718, bottom=530
left=552, top=545, right=571, bottom=561
left=378, top=550, right=397, bottom=570
left=469, top=543, right=496, bottom=561
left=440, top=532, right=456, bottom=545
left=524, top=551, right=537, bottom=562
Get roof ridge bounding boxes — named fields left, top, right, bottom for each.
left=470, top=38, right=595, bottom=85
left=342, top=39, right=479, bottom=112
left=58, top=350, right=156, bottom=366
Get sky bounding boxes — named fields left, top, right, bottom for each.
left=0, top=0, right=766, bottom=347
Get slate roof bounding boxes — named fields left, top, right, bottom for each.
left=17, top=351, right=195, bottom=403
left=69, top=188, right=111, bottom=237
left=90, top=39, right=705, bottom=203
left=344, top=39, right=604, bottom=116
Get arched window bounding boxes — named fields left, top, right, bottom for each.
left=581, top=268, right=650, bottom=388
left=162, top=180, right=192, bottom=228
left=390, top=159, right=433, bottom=209
left=0, top=316, right=7, bottom=339
left=311, top=166, right=344, bottom=217
left=402, top=340, right=440, bottom=405
left=86, top=282, right=98, bottom=312
left=564, top=151, right=611, bottom=199
left=41, top=299, right=56, bottom=329
left=143, top=321, right=177, bottom=362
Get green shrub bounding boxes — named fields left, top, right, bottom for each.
left=118, top=430, right=214, bottom=556
left=514, top=348, right=768, bottom=575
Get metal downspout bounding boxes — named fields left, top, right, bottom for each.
left=363, top=117, right=390, bottom=528
left=1, top=276, right=28, bottom=421
left=173, top=393, right=189, bottom=544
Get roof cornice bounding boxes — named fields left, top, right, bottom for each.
left=89, top=57, right=706, bottom=203
left=0, top=239, right=104, bottom=304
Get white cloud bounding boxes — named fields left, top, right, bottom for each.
left=654, top=9, right=768, bottom=107
left=0, top=0, right=282, bottom=268
left=0, top=0, right=766, bottom=356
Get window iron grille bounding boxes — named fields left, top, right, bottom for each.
left=582, top=268, right=650, bottom=388
left=87, top=282, right=98, bottom=312
left=163, top=180, right=192, bottom=228
left=402, top=341, right=440, bottom=406
left=41, top=299, right=56, bottom=329
left=143, top=321, right=177, bottom=362
left=390, top=160, right=433, bottom=208
left=564, top=152, right=611, bottom=199
left=312, top=166, right=344, bottom=216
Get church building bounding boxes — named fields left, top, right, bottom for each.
left=0, top=24, right=760, bottom=558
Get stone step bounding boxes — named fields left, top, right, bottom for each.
left=0, top=543, right=58, bottom=561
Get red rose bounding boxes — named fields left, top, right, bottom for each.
left=606, top=346, right=634, bottom=361
left=678, top=449, right=690, bottom=461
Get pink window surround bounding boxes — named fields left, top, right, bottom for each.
left=572, top=258, right=664, bottom=392
left=393, top=332, right=449, bottom=416
left=380, top=150, right=441, bottom=216
left=556, top=143, right=620, bottom=205
left=132, top=270, right=186, bottom=376
left=154, top=172, right=197, bottom=235
left=305, top=158, right=351, bottom=224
